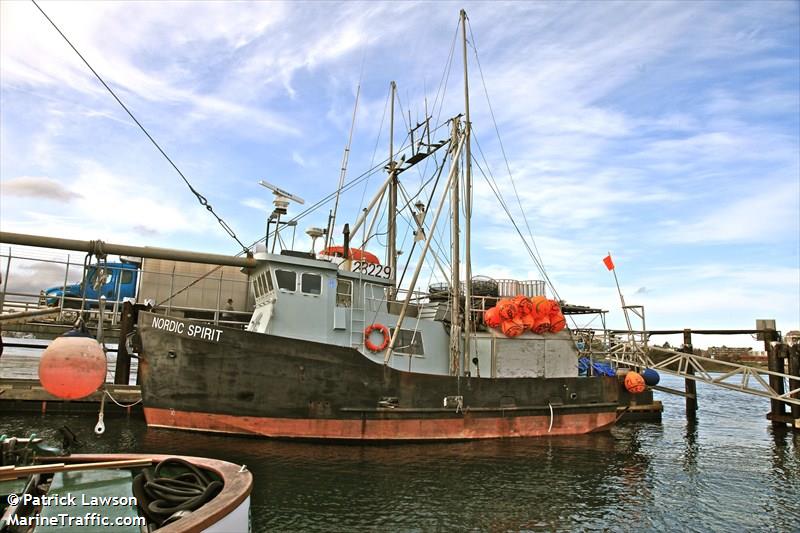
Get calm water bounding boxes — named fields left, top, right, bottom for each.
left=1, top=374, right=798, bottom=532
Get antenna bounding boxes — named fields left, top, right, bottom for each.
left=259, top=180, right=306, bottom=253
left=258, top=180, right=306, bottom=206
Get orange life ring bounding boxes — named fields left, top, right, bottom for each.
left=364, top=323, right=390, bottom=352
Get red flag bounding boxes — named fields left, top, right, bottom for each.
left=603, top=254, right=615, bottom=271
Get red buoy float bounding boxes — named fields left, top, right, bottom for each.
left=38, top=332, right=106, bottom=400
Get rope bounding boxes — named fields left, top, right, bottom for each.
left=104, top=388, right=143, bottom=408
left=548, top=402, right=554, bottom=433
left=31, top=0, right=250, bottom=255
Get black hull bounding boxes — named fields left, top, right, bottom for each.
left=137, top=312, right=619, bottom=440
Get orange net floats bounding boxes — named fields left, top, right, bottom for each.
left=497, top=298, right=517, bottom=320
left=483, top=307, right=501, bottom=328
left=501, top=317, right=525, bottom=337
left=482, top=295, right=566, bottom=338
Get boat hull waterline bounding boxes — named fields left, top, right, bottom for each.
left=137, top=312, right=620, bottom=441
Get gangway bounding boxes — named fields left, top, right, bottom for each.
left=597, top=346, right=800, bottom=408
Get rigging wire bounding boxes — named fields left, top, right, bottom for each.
left=466, top=18, right=552, bottom=289
left=470, top=143, right=560, bottom=301
left=31, top=0, right=250, bottom=255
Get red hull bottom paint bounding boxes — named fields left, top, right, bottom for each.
left=144, top=408, right=617, bottom=440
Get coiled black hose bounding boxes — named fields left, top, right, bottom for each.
left=132, top=457, right=223, bottom=527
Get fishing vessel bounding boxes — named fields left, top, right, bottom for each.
left=134, top=10, right=620, bottom=441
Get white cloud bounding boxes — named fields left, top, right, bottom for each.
left=2, top=176, right=81, bottom=201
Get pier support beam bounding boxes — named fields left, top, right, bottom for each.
left=765, top=329, right=787, bottom=428
left=789, top=344, right=800, bottom=430
left=683, top=329, right=697, bottom=421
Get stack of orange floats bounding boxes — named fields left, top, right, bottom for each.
left=483, top=295, right=566, bottom=337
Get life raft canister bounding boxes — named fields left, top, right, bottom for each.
left=364, top=323, right=390, bottom=352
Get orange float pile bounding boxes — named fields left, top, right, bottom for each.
left=482, top=295, right=567, bottom=337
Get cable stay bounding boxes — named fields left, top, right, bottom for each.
left=31, top=0, right=250, bottom=255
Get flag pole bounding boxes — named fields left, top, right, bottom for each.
left=606, top=252, right=636, bottom=352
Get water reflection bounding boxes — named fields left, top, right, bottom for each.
left=0, top=374, right=798, bottom=532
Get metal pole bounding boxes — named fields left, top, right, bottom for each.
left=450, top=118, right=461, bottom=375
left=461, top=9, right=473, bottom=376
left=114, top=300, right=134, bottom=385
left=1, top=250, right=11, bottom=312
left=97, top=295, right=105, bottom=345
left=167, top=263, right=175, bottom=316
left=327, top=83, right=361, bottom=250
left=58, top=254, right=70, bottom=319
left=384, top=135, right=465, bottom=364
left=683, top=329, right=697, bottom=421
left=388, top=81, right=398, bottom=298
left=112, top=265, right=122, bottom=325
left=350, top=176, right=391, bottom=238
left=215, top=269, right=223, bottom=325
left=0, top=232, right=255, bottom=268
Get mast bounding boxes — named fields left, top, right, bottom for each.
left=326, top=82, right=361, bottom=250
left=449, top=118, right=461, bottom=376
left=387, top=81, right=398, bottom=298
left=461, top=9, right=473, bottom=376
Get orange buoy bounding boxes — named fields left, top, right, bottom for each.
left=519, top=313, right=535, bottom=331
left=550, top=311, right=566, bottom=333
left=483, top=307, right=502, bottom=328
left=530, top=296, right=546, bottom=317
left=624, top=371, right=646, bottom=394
left=513, top=295, right=533, bottom=316
left=500, top=318, right=525, bottom=337
left=38, top=333, right=106, bottom=400
left=533, top=297, right=552, bottom=317
left=548, top=299, right=561, bottom=315
left=497, top=298, right=517, bottom=320
left=532, top=315, right=551, bottom=334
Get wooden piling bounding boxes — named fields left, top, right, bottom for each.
left=765, top=329, right=787, bottom=428
left=789, top=344, right=800, bottom=430
left=683, top=329, right=697, bottom=421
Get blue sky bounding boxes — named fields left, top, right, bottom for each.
left=1, top=1, right=798, bottom=348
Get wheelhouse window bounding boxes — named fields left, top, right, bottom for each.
left=121, top=270, right=134, bottom=284
left=301, top=273, right=322, bottom=295
left=275, top=269, right=296, bottom=292
left=390, top=328, right=424, bottom=356
left=336, top=279, right=352, bottom=307
left=263, top=270, right=274, bottom=292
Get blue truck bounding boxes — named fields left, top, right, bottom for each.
left=42, top=259, right=140, bottom=307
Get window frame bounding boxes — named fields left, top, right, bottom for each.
left=389, top=328, right=425, bottom=356
left=336, top=278, right=353, bottom=307
left=274, top=269, right=297, bottom=292
left=300, top=272, right=322, bottom=296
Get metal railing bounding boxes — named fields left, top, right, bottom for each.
left=0, top=250, right=251, bottom=328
